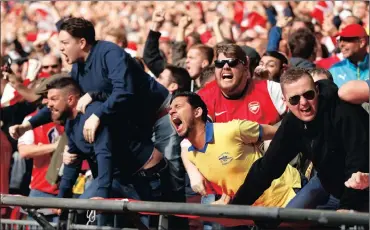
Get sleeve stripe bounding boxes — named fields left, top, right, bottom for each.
left=267, top=80, right=287, bottom=115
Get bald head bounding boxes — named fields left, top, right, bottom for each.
left=41, top=54, right=62, bottom=75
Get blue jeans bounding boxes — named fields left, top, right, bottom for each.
left=286, top=175, right=339, bottom=210
left=79, top=178, right=149, bottom=228
left=28, top=189, right=59, bottom=223
left=201, top=194, right=219, bottom=230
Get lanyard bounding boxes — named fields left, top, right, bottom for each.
left=357, top=65, right=361, bottom=80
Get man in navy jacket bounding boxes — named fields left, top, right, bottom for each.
left=9, top=17, right=170, bottom=191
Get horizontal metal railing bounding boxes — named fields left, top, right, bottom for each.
left=1, top=194, right=369, bottom=229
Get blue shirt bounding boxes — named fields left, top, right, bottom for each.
left=329, top=54, right=369, bottom=88
left=29, top=40, right=169, bottom=129
left=188, top=122, right=214, bottom=153
left=58, top=102, right=133, bottom=199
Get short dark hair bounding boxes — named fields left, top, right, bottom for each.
left=288, top=28, right=316, bottom=59
left=215, top=43, right=247, bottom=64
left=262, top=51, right=288, bottom=67
left=199, top=65, right=215, bottom=87
left=308, top=68, right=333, bottom=82
left=46, top=77, right=82, bottom=96
left=60, top=17, right=96, bottom=45
left=280, top=68, right=314, bottom=89
left=171, top=91, right=208, bottom=123
left=165, top=65, right=191, bottom=93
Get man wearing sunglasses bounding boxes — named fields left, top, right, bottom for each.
left=181, top=44, right=289, bottom=217
left=231, top=68, right=369, bottom=217
left=198, top=43, right=286, bottom=125
left=40, top=54, right=62, bottom=76
left=329, top=23, right=369, bottom=88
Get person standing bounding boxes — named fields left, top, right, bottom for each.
left=231, top=68, right=369, bottom=217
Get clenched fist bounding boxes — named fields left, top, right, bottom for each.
left=9, top=121, right=32, bottom=140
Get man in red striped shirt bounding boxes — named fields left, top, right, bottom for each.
left=17, top=111, right=64, bottom=222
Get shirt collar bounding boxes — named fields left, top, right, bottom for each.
left=188, top=121, right=214, bottom=153
left=85, top=40, right=99, bottom=69
left=346, top=53, right=369, bottom=69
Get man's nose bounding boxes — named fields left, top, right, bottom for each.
left=223, top=63, right=231, bottom=69
left=47, top=101, right=53, bottom=109
left=299, top=96, right=309, bottom=106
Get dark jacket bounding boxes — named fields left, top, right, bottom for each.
left=58, top=102, right=138, bottom=199
left=29, top=41, right=169, bottom=130
left=143, top=30, right=166, bottom=77
left=232, top=80, right=369, bottom=211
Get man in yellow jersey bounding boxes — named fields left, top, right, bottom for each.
left=168, top=91, right=301, bottom=207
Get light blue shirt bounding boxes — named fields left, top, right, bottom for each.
left=329, top=54, right=369, bottom=88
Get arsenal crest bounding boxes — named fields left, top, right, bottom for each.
left=248, top=101, right=260, bottom=114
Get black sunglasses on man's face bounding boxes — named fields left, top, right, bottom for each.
left=288, top=90, right=316, bottom=106
left=214, top=59, right=245, bottom=68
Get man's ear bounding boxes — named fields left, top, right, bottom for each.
left=282, top=95, right=289, bottom=108
left=244, top=56, right=250, bottom=71
left=194, top=107, right=203, bottom=119
left=79, top=38, right=87, bottom=50
left=359, top=38, right=367, bottom=49
left=68, top=94, right=77, bottom=106
left=281, top=63, right=289, bottom=74
left=315, top=85, right=319, bottom=95
left=201, top=59, right=209, bottom=68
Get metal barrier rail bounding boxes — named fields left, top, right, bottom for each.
left=0, top=219, right=138, bottom=230
left=1, top=194, right=369, bottom=228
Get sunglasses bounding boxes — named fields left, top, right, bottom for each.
left=338, top=37, right=361, bottom=43
left=42, top=64, right=59, bottom=69
left=288, top=90, right=316, bottom=106
left=214, top=59, right=245, bottom=68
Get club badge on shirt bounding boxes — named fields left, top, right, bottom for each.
left=218, top=152, right=233, bottom=165
left=248, top=101, right=260, bottom=114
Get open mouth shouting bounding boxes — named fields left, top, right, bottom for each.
left=172, top=116, right=183, bottom=133
left=221, top=72, right=234, bottom=81
left=300, top=106, right=313, bottom=116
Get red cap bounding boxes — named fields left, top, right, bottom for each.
left=338, top=24, right=368, bottom=38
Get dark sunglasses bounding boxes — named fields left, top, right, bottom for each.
left=42, top=64, right=59, bottom=69
left=338, top=36, right=361, bottom=43
left=288, top=90, right=316, bottom=106
left=214, top=59, right=245, bottom=68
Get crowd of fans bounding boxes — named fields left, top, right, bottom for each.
left=0, top=1, right=369, bottom=229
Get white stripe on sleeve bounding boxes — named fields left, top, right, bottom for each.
left=267, top=80, right=287, bottom=116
